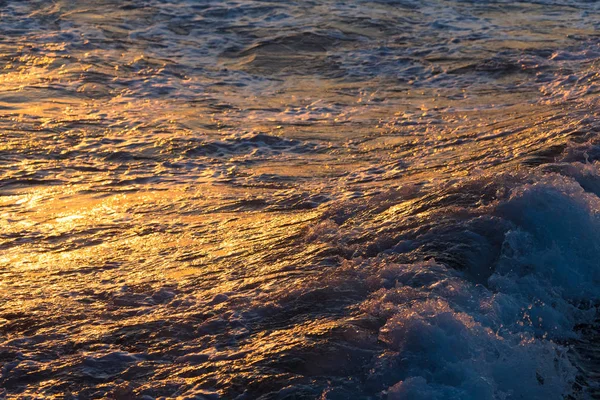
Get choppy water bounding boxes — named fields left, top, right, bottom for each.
left=2, top=0, right=600, bottom=398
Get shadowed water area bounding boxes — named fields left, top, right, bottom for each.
left=2, top=0, right=600, bottom=398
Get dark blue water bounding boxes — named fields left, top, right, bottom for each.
left=1, top=1, right=600, bottom=398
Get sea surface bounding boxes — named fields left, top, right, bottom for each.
left=1, top=0, right=600, bottom=398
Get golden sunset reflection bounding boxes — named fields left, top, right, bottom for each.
left=2, top=0, right=600, bottom=398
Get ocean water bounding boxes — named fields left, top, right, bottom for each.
left=1, top=0, right=600, bottom=398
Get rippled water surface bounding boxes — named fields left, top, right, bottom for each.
left=2, top=1, right=600, bottom=398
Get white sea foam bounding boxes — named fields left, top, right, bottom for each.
left=2, top=0, right=600, bottom=398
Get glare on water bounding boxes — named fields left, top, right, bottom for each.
left=2, top=0, right=600, bottom=398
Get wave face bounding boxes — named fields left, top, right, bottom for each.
left=2, top=0, right=600, bottom=399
